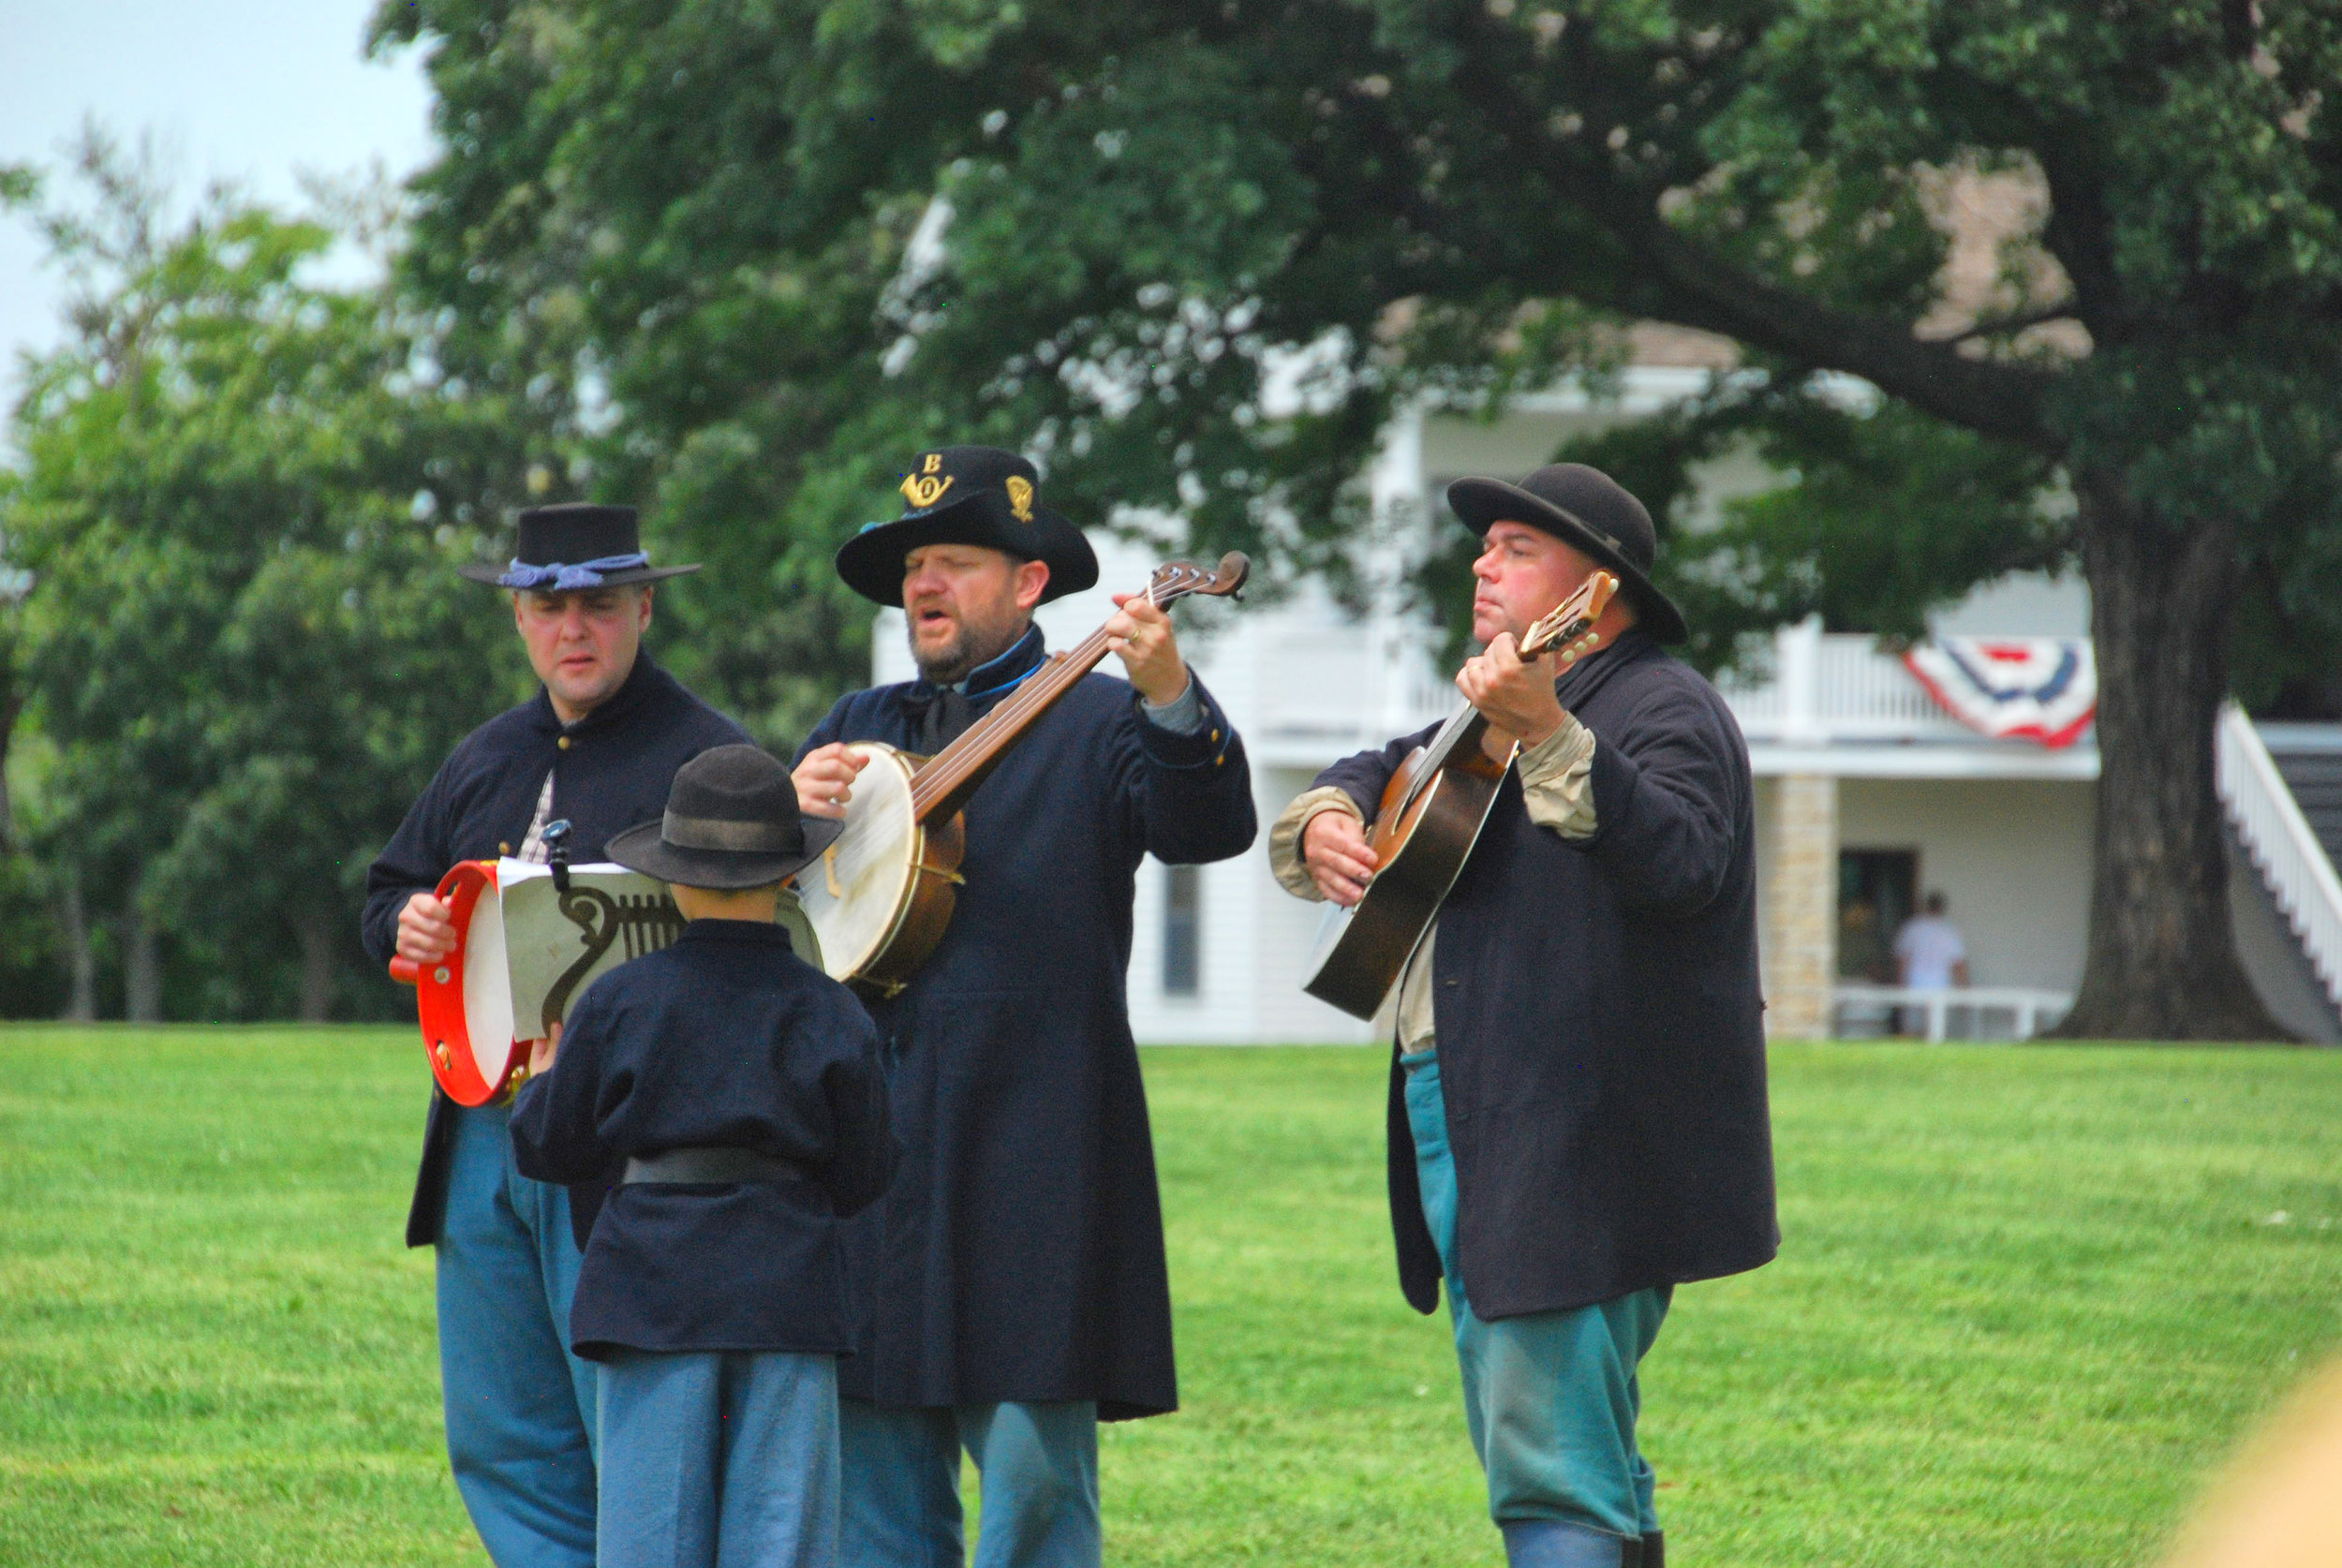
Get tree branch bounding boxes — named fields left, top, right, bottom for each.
left=1450, top=37, right=2062, bottom=452
left=1925, top=301, right=2080, bottom=346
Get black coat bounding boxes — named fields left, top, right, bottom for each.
left=509, top=920, right=896, bottom=1361
left=1313, top=631, right=1778, bottom=1320
left=361, top=656, right=749, bottom=1248
left=798, top=628, right=1256, bottom=1420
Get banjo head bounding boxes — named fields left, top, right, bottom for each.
left=414, top=860, right=522, bottom=1105
left=794, top=742, right=921, bottom=984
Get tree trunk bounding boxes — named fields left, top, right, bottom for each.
left=297, top=916, right=335, bottom=1023
left=59, top=869, right=96, bottom=1023
left=125, top=910, right=163, bottom=1024
left=2053, top=473, right=2287, bottom=1041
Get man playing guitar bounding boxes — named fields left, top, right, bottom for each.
left=792, top=446, right=1256, bottom=1568
left=1272, top=463, right=1778, bottom=1568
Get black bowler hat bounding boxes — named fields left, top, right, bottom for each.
left=605, top=745, right=843, bottom=891
left=1445, top=463, right=1687, bottom=643
left=834, top=446, right=1099, bottom=608
left=458, top=503, right=703, bottom=590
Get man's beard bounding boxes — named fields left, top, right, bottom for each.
left=909, top=608, right=1026, bottom=686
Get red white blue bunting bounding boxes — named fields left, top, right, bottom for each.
left=1903, top=637, right=2097, bottom=748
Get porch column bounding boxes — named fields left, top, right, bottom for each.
left=1765, top=773, right=1838, bottom=1040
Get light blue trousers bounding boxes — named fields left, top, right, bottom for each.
left=434, top=1102, right=600, bottom=1568
left=839, top=1398, right=1101, bottom=1568
left=598, top=1350, right=841, bottom=1568
left=1402, top=1052, right=1669, bottom=1567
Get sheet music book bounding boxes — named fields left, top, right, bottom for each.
left=491, top=860, right=824, bottom=1038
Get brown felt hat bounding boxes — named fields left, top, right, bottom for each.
left=605, top=745, right=842, bottom=891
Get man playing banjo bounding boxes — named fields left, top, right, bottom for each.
left=792, top=446, right=1257, bottom=1567
left=1271, top=464, right=1777, bottom=1568
left=362, top=504, right=747, bottom=1568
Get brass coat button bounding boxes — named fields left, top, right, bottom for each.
left=556, top=735, right=571, bottom=750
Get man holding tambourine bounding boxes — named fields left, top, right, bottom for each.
left=361, top=505, right=745, bottom=1568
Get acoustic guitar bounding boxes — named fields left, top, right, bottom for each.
left=1299, top=570, right=1618, bottom=1020
left=796, top=553, right=1251, bottom=998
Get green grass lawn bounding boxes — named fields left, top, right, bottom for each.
left=0, top=1031, right=2336, bottom=1566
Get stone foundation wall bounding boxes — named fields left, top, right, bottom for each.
left=1764, top=773, right=1838, bottom=1040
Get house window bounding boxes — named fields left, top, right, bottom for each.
left=1163, top=865, right=1201, bottom=997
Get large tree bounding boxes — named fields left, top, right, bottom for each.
left=2, top=138, right=527, bottom=1019
left=377, top=0, right=2342, bottom=1038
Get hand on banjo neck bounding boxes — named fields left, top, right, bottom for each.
left=794, top=554, right=1249, bottom=825
left=791, top=554, right=1249, bottom=1000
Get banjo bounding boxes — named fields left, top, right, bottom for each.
left=1299, top=570, right=1617, bottom=1019
left=797, top=552, right=1251, bottom=998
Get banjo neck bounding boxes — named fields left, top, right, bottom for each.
left=906, top=552, right=1251, bottom=826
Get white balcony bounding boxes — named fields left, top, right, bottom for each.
left=1725, top=618, right=2098, bottom=780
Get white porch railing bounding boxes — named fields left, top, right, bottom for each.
left=2216, top=703, right=2342, bottom=1013
left=1724, top=616, right=1981, bottom=744
left=1832, top=984, right=2073, bottom=1043
left=1259, top=615, right=1994, bottom=755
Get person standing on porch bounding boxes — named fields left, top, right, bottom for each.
left=1272, top=463, right=1777, bottom=1568
left=1895, top=891, right=1971, bottom=990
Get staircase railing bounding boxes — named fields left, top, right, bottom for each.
left=2217, top=703, right=2342, bottom=1012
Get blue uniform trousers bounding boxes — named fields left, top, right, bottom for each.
left=839, top=1398, right=1101, bottom=1568
left=1403, top=1052, right=1669, bottom=1568
left=434, top=1101, right=600, bottom=1568
left=597, top=1349, right=840, bottom=1568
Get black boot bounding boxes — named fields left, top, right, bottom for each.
left=1640, top=1531, right=1662, bottom=1568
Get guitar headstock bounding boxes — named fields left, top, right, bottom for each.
left=1147, top=551, right=1251, bottom=606
left=1519, top=570, right=1619, bottom=661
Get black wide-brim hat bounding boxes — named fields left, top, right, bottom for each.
left=1446, top=463, right=1687, bottom=644
left=458, top=503, right=703, bottom=590
left=835, top=446, right=1099, bottom=607
left=606, top=744, right=843, bottom=890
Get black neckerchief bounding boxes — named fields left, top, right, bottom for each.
left=899, top=624, right=1048, bottom=752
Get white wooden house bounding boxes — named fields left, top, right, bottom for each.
left=871, top=374, right=2342, bottom=1043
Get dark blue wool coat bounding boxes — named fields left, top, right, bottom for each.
left=798, top=626, right=1255, bottom=1421
left=1314, top=630, right=1778, bottom=1320
left=509, top=920, right=895, bottom=1361
left=361, top=655, right=748, bottom=1248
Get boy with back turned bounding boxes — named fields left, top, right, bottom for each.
left=511, top=744, right=896, bottom=1568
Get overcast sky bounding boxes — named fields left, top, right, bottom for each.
left=1, top=0, right=437, bottom=423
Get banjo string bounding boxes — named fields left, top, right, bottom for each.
left=909, top=571, right=1186, bottom=818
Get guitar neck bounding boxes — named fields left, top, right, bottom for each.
left=1417, top=698, right=1490, bottom=777
left=906, top=626, right=1119, bottom=825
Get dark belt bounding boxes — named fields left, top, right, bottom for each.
left=622, top=1147, right=806, bottom=1186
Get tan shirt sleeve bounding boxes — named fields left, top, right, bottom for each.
left=1272, top=723, right=1591, bottom=1057
left=1268, top=786, right=1365, bottom=902
left=1516, top=714, right=1598, bottom=839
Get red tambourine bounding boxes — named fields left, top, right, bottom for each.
left=387, top=859, right=525, bottom=1106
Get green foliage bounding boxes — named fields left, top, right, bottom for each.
left=1, top=141, right=528, bottom=1019
left=4, top=1032, right=2339, bottom=1563
left=371, top=0, right=2342, bottom=706
left=1589, top=377, right=2070, bottom=675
